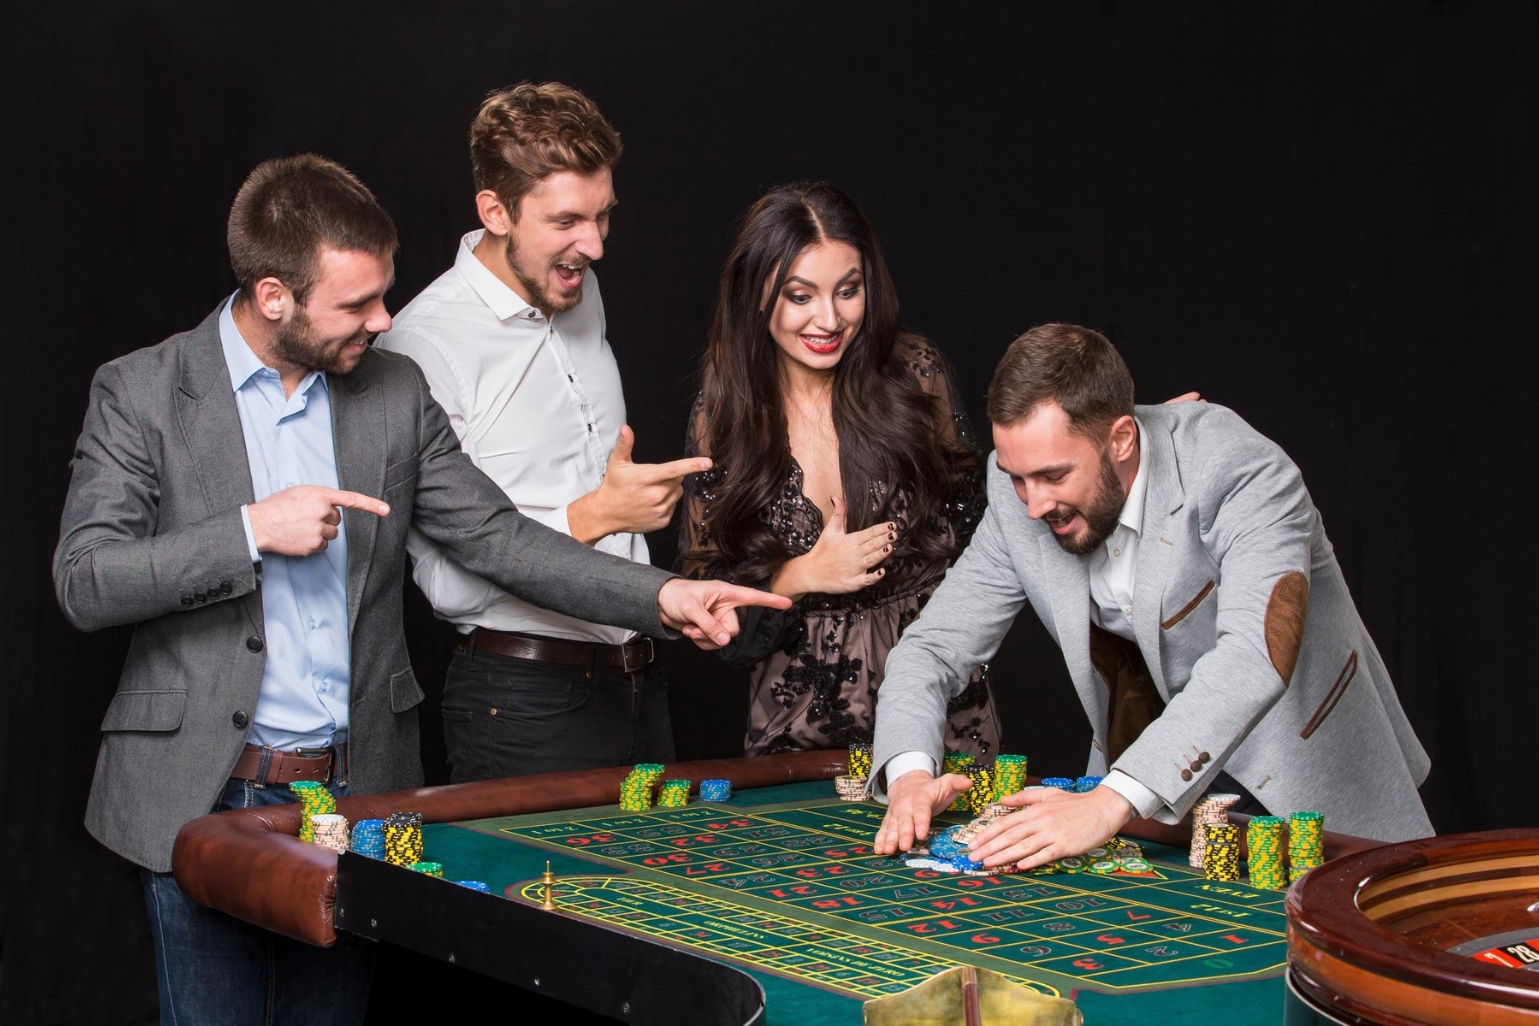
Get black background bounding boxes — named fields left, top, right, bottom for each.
left=3, top=3, right=1536, bottom=1023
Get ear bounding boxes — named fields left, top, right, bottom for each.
left=1107, top=414, right=1138, bottom=462
left=250, top=277, right=289, bottom=324
left=476, top=189, right=512, bottom=236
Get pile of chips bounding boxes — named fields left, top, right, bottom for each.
left=991, top=754, right=1027, bottom=799
left=943, top=751, right=976, bottom=811
left=620, top=764, right=664, bottom=811
left=1247, top=816, right=1288, bottom=890
left=1289, top=811, right=1325, bottom=882
left=410, top=861, right=444, bottom=878
left=456, top=880, right=491, bottom=892
left=384, top=812, right=424, bottom=867
left=904, top=808, right=1156, bottom=878
left=310, top=813, right=349, bottom=854
left=1203, top=823, right=1241, bottom=882
left=658, top=779, right=691, bottom=808
left=834, top=775, right=868, bottom=801
left=350, top=819, right=385, bottom=859
left=1073, top=775, right=1105, bottom=793
left=1039, top=777, right=1076, bottom=790
left=1189, top=793, right=1241, bottom=868
left=962, top=765, right=994, bottom=815
left=289, top=781, right=336, bottom=843
left=847, top=743, right=873, bottom=779
left=699, top=779, right=732, bottom=802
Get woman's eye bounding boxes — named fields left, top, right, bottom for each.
left=838, top=286, right=861, bottom=299
left=787, top=294, right=811, bottom=305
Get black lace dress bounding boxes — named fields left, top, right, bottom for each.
left=679, top=337, right=1001, bottom=756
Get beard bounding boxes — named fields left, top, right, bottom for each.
left=505, top=235, right=584, bottom=314
left=1047, top=448, right=1127, bottom=556
left=273, top=305, right=374, bottom=376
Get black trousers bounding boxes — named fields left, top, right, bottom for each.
left=440, top=643, right=675, bottom=783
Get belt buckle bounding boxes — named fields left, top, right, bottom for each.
left=292, top=746, right=333, bottom=762
left=621, top=637, right=654, bottom=674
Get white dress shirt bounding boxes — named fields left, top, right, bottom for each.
left=376, top=230, right=642, bottom=643
left=886, top=419, right=1163, bottom=819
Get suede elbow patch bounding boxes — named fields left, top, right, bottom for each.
left=1265, top=572, right=1309, bottom=685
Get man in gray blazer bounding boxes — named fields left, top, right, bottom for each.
left=53, top=154, right=786, bottom=1026
left=872, top=323, right=1431, bottom=870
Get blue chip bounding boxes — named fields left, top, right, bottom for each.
left=1040, top=777, right=1076, bottom=790
left=455, top=880, right=491, bottom=892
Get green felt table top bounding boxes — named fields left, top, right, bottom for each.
left=416, top=779, right=1290, bottom=1025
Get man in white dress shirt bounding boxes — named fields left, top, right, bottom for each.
left=378, top=82, right=707, bottom=781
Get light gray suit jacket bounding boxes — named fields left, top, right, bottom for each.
left=873, top=402, right=1432, bottom=842
left=55, top=305, right=676, bottom=871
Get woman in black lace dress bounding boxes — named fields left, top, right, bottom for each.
left=679, top=182, right=999, bottom=757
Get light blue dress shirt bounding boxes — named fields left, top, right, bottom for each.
left=219, top=297, right=350, bottom=750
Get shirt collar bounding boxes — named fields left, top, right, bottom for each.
left=218, top=293, right=327, bottom=396
left=1119, top=416, right=1152, bottom=537
left=455, top=229, right=538, bottom=322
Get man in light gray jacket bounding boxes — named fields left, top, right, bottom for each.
left=872, top=323, right=1431, bottom=870
left=53, top=154, right=785, bottom=1026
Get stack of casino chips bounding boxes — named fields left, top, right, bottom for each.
left=289, top=781, right=336, bottom=843
left=410, top=861, right=444, bottom=878
left=1202, top=823, right=1241, bottom=882
left=699, top=779, right=732, bottom=802
left=658, top=779, right=691, bottom=808
left=1039, top=777, right=1076, bottom=791
left=1189, top=793, right=1240, bottom=868
left=619, top=764, right=663, bottom=811
left=384, top=812, right=424, bottom=867
left=456, top=880, right=491, bottom=892
left=834, top=775, right=869, bottom=801
left=1288, top=811, right=1325, bottom=882
left=962, top=765, right=994, bottom=816
left=1073, top=775, right=1105, bottom=794
left=847, top=743, right=873, bottom=779
left=943, top=751, right=975, bottom=811
left=991, top=754, right=1028, bottom=799
left=310, top=813, right=350, bottom=854
left=349, top=819, right=386, bottom=859
left=1246, top=816, right=1288, bottom=890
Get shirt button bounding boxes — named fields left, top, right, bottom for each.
left=1112, top=547, right=1122, bottom=557
left=587, top=424, right=593, bottom=432
left=308, top=618, right=317, bottom=630
left=1123, top=605, right=1133, bottom=615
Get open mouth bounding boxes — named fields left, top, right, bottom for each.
left=554, top=262, right=586, bottom=289
left=800, top=331, right=843, bottom=355
left=1045, top=511, right=1080, bottom=535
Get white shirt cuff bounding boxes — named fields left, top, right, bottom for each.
left=882, top=751, right=937, bottom=789
left=1102, top=770, right=1163, bottom=820
left=239, top=505, right=260, bottom=563
left=546, top=502, right=574, bottom=538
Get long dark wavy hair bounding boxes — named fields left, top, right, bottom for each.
left=696, top=182, right=970, bottom=583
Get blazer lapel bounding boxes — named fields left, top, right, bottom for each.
left=1131, top=413, right=1186, bottom=697
left=175, top=305, right=262, bottom=635
left=329, top=356, right=385, bottom=636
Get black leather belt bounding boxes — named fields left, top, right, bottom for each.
left=462, top=628, right=657, bottom=673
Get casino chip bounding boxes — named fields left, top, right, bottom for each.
left=1247, top=816, right=1288, bottom=890
left=834, top=775, right=869, bottom=801
left=289, top=781, right=337, bottom=844
left=384, top=812, right=424, bottom=867
left=620, top=764, right=664, bottom=811
left=699, top=778, right=732, bottom=802
left=1039, top=777, right=1076, bottom=790
left=658, top=779, right=691, bottom=808
left=1073, top=775, right=1104, bottom=793
left=410, top=861, right=444, bottom=878
left=847, top=743, right=873, bottom=779
left=1189, top=793, right=1240, bottom=868
left=456, top=880, right=491, bottom=892
left=349, top=819, right=385, bottom=859
left=310, top=813, right=350, bottom=854
left=962, top=765, right=994, bottom=816
left=942, top=751, right=975, bottom=811
left=1202, top=823, right=1241, bottom=882
left=1288, top=811, right=1325, bottom=882
left=991, top=753, right=1028, bottom=800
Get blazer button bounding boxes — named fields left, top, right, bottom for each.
left=181, top=593, right=193, bottom=607
left=1190, top=761, right=1203, bottom=772
left=220, top=581, right=233, bottom=595
left=1199, top=751, right=1211, bottom=763
left=232, top=710, right=249, bottom=728
left=246, top=636, right=264, bottom=653
left=1180, top=769, right=1193, bottom=782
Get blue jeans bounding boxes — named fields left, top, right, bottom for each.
left=441, top=644, right=674, bottom=783
left=141, top=776, right=375, bottom=1026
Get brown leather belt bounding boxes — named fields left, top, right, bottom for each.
left=463, top=628, right=657, bottom=673
left=230, top=742, right=347, bottom=785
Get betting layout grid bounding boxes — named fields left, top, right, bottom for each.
left=487, top=794, right=1289, bottom=999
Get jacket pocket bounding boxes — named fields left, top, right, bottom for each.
left=100, top=689, right=186, bottom=732
left=1301, top=651, right=1357, bottom=740
left=389, top=666, right=425, bottom=714
left=1161, top=580, right=1216, bottom=631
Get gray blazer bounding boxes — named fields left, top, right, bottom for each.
left=55, top=305, right=676, bottom=871
left=873, top=402, right=1432, bottom=842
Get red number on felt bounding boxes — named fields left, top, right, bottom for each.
left=1096, top=933, right=1126, bottom=945
left=642, top=854, right=689, bottom=866
left=970, top=933, right=1001, bottom=945
left=1221, top=934, right=1248, bottom=945
left=1072, top=957, right=1104, bottom=970
left=682, top=863, right=728, bottom=876
left=812, top=897, right=860, bottom=909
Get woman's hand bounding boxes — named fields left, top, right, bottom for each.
left=770, top=496, right=895, bottom=600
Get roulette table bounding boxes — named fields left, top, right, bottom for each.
left=174, top=751, right=1384, bottom=1025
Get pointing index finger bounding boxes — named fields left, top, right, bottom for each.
left=327, top=489, right=390, bottom=516
left=646, top=457, right=713, bottom=481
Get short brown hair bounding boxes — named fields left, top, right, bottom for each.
left=987, top=323, right=1136, bottom=437
left=469, top=82, right=622, bottom=219
left=226, top=154, right=397, bottom=305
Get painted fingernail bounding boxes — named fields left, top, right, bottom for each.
left=888, top=532, right=896, bottom=541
